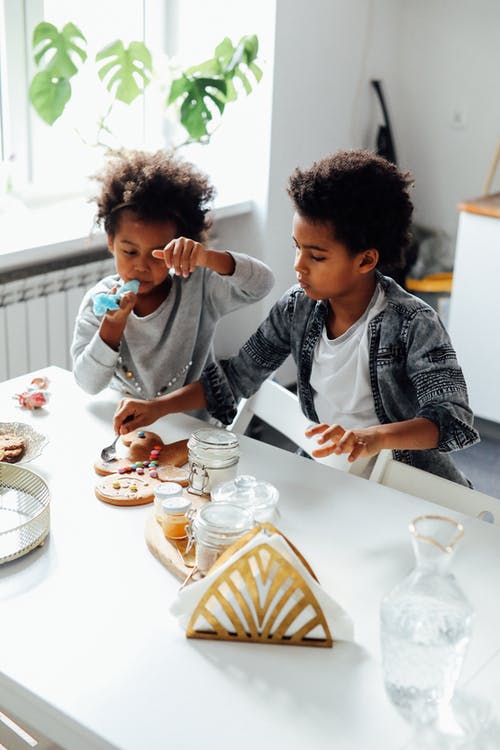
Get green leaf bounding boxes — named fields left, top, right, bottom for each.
left=171, top=77, right=227, bottom=140
left=167, top=75, right=191, bottom=105
left=249, top=61, right=263, bottom=82
left=32, top=22, right=87, bottom=78
left=29, top=71, right=71, bottom=124
left=96, top=40, right=152, bottom=104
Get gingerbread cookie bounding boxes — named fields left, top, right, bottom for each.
left=94, top=429, right=189, bottom=485
left=122, top=430, right=189, bottom=466
left=0, top=433, right=26, bottom=463
left=95, top=473, right=161, bottom=507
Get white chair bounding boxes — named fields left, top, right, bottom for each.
left=369, top=449, right=500, bottom=524
left=229, top=379, right=373, bottom=476
left=228, top=378, right=314, bottom=455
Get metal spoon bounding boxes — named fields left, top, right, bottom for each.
left=100, top=415, right=134, bottom=462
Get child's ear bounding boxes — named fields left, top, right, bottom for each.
left=107, top=235, right=115, bottom=254
left=358, top=249, right=379, bottom=273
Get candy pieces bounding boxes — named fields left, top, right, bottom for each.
left=30, top=376, right=49, bottom=390
left=92, top=279, right=140, bottom=317
left=15, top=390, right=47, bottom=409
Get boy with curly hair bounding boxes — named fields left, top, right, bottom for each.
left=113, top=150, right=478, bottom=484
left=71, top=149, right=274, bottom=406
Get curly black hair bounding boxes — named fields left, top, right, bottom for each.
left=287, top=150, right=414, bottom=269
left=92, top=149, right=216, bottom=242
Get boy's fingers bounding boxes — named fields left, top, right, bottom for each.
left=316, top=424, right=345, bottom=444
left=311, top=444, right=338, bottom=458
left=305, top=423, right=329, bottom=437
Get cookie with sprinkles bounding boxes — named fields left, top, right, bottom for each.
left=94, top=429, right=189, bottom=485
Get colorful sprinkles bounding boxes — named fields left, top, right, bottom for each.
left=116, top=446, right=162, bottom=477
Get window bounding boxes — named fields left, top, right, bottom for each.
left=0, top=0, right=274, bottom=209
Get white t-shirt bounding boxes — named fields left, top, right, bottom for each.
left=309, top=284, right=387, bottom=477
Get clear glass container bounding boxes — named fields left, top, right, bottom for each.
left=187, top=428, right=240, bottom=495
left=380, top=514, right=474, bottom=732
left=153, top=482, right=185, bottom=524
left=211, top=475, right=279, bottom=523
left=161, top=495, right=192, bottom=540
left=191, top=502, right=253, bottom=574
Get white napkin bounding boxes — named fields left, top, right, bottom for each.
left=170, top=529, right=354, bottom=642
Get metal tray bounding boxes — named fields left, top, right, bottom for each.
left=0, top=463, right=50, bottom=564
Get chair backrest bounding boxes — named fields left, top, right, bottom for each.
left=369, top=449, right=500, bottom=524
left=230, top=379, right=376, bottom=475
left=228, top=379, right=314, bottom=455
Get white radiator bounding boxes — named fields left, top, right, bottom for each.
left=0, top=256, right=115, bottom=381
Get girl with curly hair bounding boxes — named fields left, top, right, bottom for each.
left=71, top=149, right=274, bottom=410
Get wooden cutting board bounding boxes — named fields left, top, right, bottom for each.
left=144, top=492, right=208, bottom=581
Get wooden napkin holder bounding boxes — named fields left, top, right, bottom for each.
left=186, top=524, right=333, bottom=648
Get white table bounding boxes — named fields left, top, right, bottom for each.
left=1, top=366, right=500, bottom=750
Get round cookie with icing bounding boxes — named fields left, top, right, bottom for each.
left=95, top=473, right=161, bottom=506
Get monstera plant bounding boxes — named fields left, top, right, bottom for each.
left=28, top=21, right=262, bottom=148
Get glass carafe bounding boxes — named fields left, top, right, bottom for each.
left=380, top=515, right=474, bottom=732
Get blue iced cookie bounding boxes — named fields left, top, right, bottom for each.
left=93, top=279, right=140, bottom=317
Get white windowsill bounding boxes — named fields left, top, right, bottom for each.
left=0, top=196, right=254, bottom=274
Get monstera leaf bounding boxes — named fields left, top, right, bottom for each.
left=170, top=35, right=262, bottom=138
left=168, top=76, right=227, bottom=139
left=30, top=22, right=86, bottom=124
left=96, top=40, right=152, bottom=104
left=32, top=21, right=87, bottom=77
left=29, top=72, right=72, bottom=125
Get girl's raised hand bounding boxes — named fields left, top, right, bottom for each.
left=153, top=237, right=208, bottom=278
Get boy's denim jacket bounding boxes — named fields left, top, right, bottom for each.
left=201, top=273, right=479, bottom=485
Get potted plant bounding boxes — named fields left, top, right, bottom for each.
left=28, top=20, right=263, bottom=151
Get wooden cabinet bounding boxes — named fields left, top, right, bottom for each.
left=448, top=194, right=500, bottom=423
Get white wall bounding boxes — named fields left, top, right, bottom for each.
left=389, top=0, right=500, bottom=238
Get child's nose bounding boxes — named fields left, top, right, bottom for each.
left=133, top=255, right=149, bottom=272
left=294, top=251, right=307, bottom=274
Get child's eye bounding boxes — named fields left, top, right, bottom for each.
left=311, top=255, right=325, bottom=262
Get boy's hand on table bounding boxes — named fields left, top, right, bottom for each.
left=306, top=423, right=383, bottom=463
left=114, top=398, right=162, bottom=435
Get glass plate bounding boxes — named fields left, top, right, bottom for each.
left=0, top=463, right=50, bottom=564
left=0, top=421, right=48, bottom=464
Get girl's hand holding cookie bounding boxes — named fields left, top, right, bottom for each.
left=306, top=423, right=383, bottom=462
left=103, top=288, right=137, bottom=324
left=153, top=237, right=208, bottom=278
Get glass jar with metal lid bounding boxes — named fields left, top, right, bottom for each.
left=211, top=475, right=279, bottom=523
left=191, top=502, right=253, bottom=574
left=187, top=428, right=240, bottom=495
left=153, top=481, right=185, bottom=524
left=161, top=495, right=192, bottom=540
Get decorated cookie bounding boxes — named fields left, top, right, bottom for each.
left=0, top=433, right=26, bottom=463
left=93, top=429, right=189, bottom=486
left=95, top=472, right=161, bottom=506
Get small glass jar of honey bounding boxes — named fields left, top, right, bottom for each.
left=161, top=495, right=193, bottom=540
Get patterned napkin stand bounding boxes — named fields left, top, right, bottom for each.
left=176, top=524, right=350, bottom=648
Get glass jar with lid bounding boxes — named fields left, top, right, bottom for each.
left=191, top=502, right=253, bottom=574
left=153, top=482, right=185, bottom=524
left=161, top=495, right=192, bottom=540
left=187, top=428, right=240, bottom=495
left=211, top=475, right=279, bottom=523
